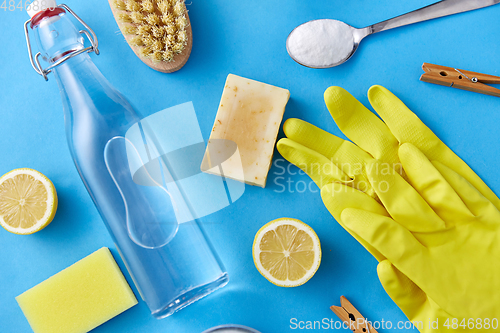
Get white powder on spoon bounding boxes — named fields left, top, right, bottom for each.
left=287, top=19, right=355, bottom=68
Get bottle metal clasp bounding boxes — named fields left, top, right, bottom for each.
left=24, top=4, right=99, bottom=81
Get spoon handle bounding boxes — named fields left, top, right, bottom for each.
left=368, top=0, right=500, bottom=34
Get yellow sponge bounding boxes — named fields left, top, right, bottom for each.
left=16, top=247, right=138, bottom=333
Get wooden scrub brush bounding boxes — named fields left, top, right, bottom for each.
left=108, top=0, right=193, bottom=73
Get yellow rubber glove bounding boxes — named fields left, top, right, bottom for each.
left=277, top=85, right=500, bottom=206
left=328, top=143, right=500, bottom=331
left=277, top=85, right=500, bottom=260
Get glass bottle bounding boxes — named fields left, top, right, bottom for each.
left=25, top=3, right=228, bottom=318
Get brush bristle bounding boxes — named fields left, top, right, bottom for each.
left=113, top=0, right=189, bottom=62
left=128, top=12, right=143, bottom=24
left=137, top=24, right=152, bottom=36
left=140, top=46, right=153, bottom=58
left=172, top=42, right=184, bottom=53
left=172, top=2, right=184, bottom=16
left=125, top=0, right=141, bottom=12
left=141, top=0, right=155, bottom=13
left=177, top=30, right=187, bottom=43
left=118, top=13, right=132, bottom=23
left=146, top=13, right=161, bottom=25
left=122, top=25, right=138, bottom=35
left=162, top=13, right=174, bottom=25
left=175, top=16, right=187, bottom=30
left=163, top=50, right=174, bottom=62
left=152, top=51, right=164, bottom=62
left=152, top=26, right=166, bottom=38
left=129, top=36, right=144, bottom=46
left=114, top=0, right=126, bottom=10
left=142, top=35, right=156, bottom=46
left=157, top=0, right=169, bottom=13
left=165, top=24, right=177, bottom=35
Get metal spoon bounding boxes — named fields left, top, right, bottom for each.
left=286, top=0, right=500, bottom=69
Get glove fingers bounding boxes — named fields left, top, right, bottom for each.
left=341, top=208, right=429, bottom=275
left=432, top=161, right=500, bottom=218
left=367, top=85, right=441, bottom=153
left=399, top=143, right=474, bottom=222
left=321, top=183, right=388, bottom=261
left=378, top=260, right=459, bottom=329
left=276, top=138, right=350, bottom=187
left=377, top=260, right=427, bottom=321
left=368, top=85, right=500, bottom=212
left=366, top=160, right=446, bottom=233
left=282, top=118, right=348, bottom=160
left=324, top=86, right=402, bottom=171
left=283, top=118, right=376, bottom=191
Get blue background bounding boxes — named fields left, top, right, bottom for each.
left=1, top=0, right=500, bottom=332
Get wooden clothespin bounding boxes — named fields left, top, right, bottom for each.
left=331, top=296, right=378, bottom=333
left=420, top=63, right=500, bottom=97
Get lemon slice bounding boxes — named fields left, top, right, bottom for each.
left=253, top=218, right=321, bottom=287
left=0, top=168, right=58, bottom=235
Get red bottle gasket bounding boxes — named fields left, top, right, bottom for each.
left=30, top=7, right=66, bottom=29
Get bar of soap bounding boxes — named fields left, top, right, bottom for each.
left=16, top=248, right=138, bottom=333
left=202, top=74, right=290, bottom=187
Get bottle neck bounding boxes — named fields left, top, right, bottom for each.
left=53, top=52, right=140, bottom=122
left=34, top=10, right=140, bottom=136
left=53, top=52, right=110, bottom=102
left=32, top=10, right=111, bottom=96
left=34, top=12, right=84, bottom=63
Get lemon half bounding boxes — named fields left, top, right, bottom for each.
left=0, top=168, right=58, bottom=235
left=253, top=218, right=321, bottom=287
